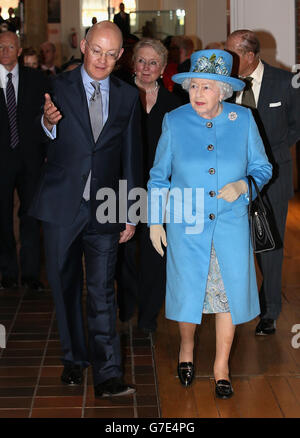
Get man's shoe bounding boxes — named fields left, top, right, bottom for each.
left=21, top=278, right=45, bottom=292
left=2, top=277, right=18, bottom=289
left=94, top=377, right=136, bottom=398
left=61, top=364, right=84, bottom=385
left=255, top=319, right=276, bottom=336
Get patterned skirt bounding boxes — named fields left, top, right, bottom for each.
left=202, top=242, right=230, bottom=314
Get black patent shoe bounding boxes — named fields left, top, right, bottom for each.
left=177, top=362, right=194, bottom=387
left=215, top=379, right=234, bottom=399
left=61, top=364, right=83, bottom=385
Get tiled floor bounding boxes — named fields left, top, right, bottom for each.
left=0, top=288, right=160, bottom=418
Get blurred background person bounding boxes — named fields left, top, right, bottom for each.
left=85, top=16, right=97, bottom=36
left=61, top=56, right=82, bottom=72
left=171, top=35, right=194, bottom=104
left=6, top=7, right=20, bottom=33
left=40, top=41, right=61, bottom=75
left=113, top=33, right=139, bottom=83
left=116, top=38, right=181, bottom=334
left=162, top=35, right=178, bottom=92
left=0, top=31, right=50, bottom=291
left=20, top=47, right=40, bottom=69
left=0, top=7, right=4, bottom=24
left=113, top=2, right=130, bottom=37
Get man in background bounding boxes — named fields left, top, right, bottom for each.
left=113, top=3, right=130, bottom=37
left=226, top=29, right=300, bottom=336
left=0, top=31, right=49, bottom=290
left=40, top=41, right=61, bottom=75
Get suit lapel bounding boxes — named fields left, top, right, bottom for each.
left=65, top=67, right=94, bottom=140
left=257, top=62, right=272, bottom=112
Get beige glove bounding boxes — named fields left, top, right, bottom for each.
left=150, top=224, right=167, bottom=257
left=217, top=180, right=248, bottom=203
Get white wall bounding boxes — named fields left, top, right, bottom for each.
left=230, top=0, right=296, bottom=69
left=60, top=0, right=83, bottom=63
left=197, top=0, right=227, bottom=49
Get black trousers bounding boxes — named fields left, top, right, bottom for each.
left=116, top=223, right=166, bottom=331
left=42, top=200, right=122, bottom=386
left=256, top=197, right=289, bottom=320
left=0, top=153, right=41, bottom=281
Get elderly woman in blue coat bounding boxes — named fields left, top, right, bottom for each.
left=147, top=49, right=272, bottom=399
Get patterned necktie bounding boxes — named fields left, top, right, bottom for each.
left=241, top=76, right=256, bottom=109
left=6, top=72, right=19, bottom=149
left=83, top=81, right=104, bottom=200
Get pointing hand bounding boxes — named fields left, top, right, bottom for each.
left=43, top=93, right=62, bottom=131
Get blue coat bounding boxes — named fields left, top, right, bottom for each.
left=147, top=101, right=272, bottom=325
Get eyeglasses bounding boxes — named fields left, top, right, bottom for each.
left=136, top=57, right=161, bottom=68
left=85, top=40, right=119, bottom=61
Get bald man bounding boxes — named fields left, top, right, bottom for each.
left=40, top=41, right=61, bottom=76
left=29, top=21, right=142, bottom=397
left=0, top=31, right=49, bottom=291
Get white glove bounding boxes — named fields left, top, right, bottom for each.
left=217, top=180, right=248, bottom=203
left=150, top=224, right=167, bottom=257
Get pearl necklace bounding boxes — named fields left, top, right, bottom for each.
left=134, top=77, right=158, bottom=94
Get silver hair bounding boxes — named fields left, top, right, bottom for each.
left=182, top=78, right=233, bottom=101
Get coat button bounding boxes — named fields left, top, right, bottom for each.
left=209, top=168, right=215, bottom=175
left=209, top=213, right=215, bottom=220
left=209, top=190, right=216, bottom=197
left=207, top=144, right=214, bottom=151
left=206, top=122, right=213, bottom=128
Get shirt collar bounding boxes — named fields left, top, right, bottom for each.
left=3, top=62, right=19, bottom=78
left=240, top=59, right=264, bottom=85
left=81, top=65, right=110, bottom=92
left=41, top=65, right=55, bottom=72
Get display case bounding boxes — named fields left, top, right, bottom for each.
left=129, top=10, right=185, bottom=40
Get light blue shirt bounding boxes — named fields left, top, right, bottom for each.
left=42, top=65, right=110, bottom=137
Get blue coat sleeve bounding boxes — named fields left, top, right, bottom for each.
left=147, top=113, right=172, bottom=225
left=240, top=109, right=273, bottom=202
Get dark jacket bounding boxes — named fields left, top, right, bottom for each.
left=29, top=66, right=142, bottom=233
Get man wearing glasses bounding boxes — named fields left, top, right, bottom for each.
left=29, top=21, right=142, bottom=398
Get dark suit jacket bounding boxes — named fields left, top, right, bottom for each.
left=0, top=65, right=50, bottom=173
left=233, top=61, right=300, bottom=204
left=29, top=66, right=142, bottom=233
left=113, top=12, right=130, bottom=36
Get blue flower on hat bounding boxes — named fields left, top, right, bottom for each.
left=193, top=54, right=229, bottom=77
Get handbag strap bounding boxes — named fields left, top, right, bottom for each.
left=247, top=175, right=266, bottom=214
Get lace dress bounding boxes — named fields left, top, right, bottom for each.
left=202, top=242, right=230, bottom=314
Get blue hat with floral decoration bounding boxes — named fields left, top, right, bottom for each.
left=172, top=49, right=245, bottom=91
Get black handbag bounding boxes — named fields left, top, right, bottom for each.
left=247, top=175, right=275, bottom=253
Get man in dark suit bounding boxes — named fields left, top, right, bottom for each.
left=226, top=30, right=300, bottom=336
left=40, top=41, right=61, bottom=76
left=29, top=21, right=142, bottom=397
left=113, top=3, right=130, bottom=37
left=0, top=31, right=49, bottom=290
